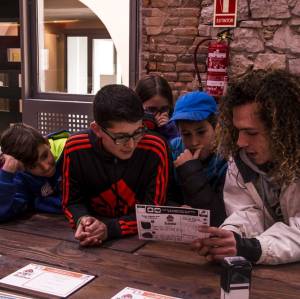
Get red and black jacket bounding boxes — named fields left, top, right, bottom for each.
left=62, top=129, right=170, bottom=240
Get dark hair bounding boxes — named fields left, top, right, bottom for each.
left=218, top=70, right=300, bottom=184
left=93, top=84, right=144, bottom=128
left=0, top=123, right=46, bottom=167
left=135, top=75, right=173, bottom=108
left=206, top=113, right=217, bottom=129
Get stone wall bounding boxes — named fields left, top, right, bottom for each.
left=140, top=0, right=300, bottom=100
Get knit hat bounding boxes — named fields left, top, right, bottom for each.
left=170, top=91, right=217, bottom=122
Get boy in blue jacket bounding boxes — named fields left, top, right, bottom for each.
left=0, top=123, right=69, bottom=221
left=169, top=91, right=227, bottom=226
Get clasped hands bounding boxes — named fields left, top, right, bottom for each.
left=75, top=216, right=108, bottom=246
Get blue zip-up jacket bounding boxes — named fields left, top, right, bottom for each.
left=0, top=131, right=69, bottom=222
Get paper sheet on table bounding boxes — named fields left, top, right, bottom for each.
left=0, top=263, right=95, bottom=297
left=0, top=291, right=33, bottom=299
left=111, top=287, right=182, bottom=299
left=136, top=205, right=210, bottom=243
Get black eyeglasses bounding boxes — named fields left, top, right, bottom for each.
left=144, top=105, right=170, bottom=115
left=101, top=126, right=147, bottom=145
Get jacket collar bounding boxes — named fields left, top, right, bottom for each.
left=234, top=150, right=258, bottom=183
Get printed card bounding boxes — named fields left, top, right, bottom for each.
left=136, top=205, right=210, bottom=243
left=111, top=287, right=182, bottom=299
left=0, top=263, right=95, bottom=297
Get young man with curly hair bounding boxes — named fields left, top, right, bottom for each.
left=63, top=85, right=170, bottom=246
left=194, top=70, right=300, bottom=265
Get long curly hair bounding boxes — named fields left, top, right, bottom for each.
left=217, top=70, right=300, bottom=184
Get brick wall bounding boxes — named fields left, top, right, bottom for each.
left=140, top=0, right=300, bottom=100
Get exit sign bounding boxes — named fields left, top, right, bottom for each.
left=213, top=0, right=238, bottom=27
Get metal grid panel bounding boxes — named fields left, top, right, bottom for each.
left=67, top=113, right=90, bottom=133
left=23, top=99, right=93, bottom=135
left=38, top=112, right=90, bottom=135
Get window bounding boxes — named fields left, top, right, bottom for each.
left=24, top=0, right=138, bottom=98
left=36, top=0, right=125, bottom=95
left=21, top=0, right=138, bottom=133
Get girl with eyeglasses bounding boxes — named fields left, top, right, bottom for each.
left=135, top=75, right=178, bottom=142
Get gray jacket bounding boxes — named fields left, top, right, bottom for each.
left=221, top=151, right=300, bottom=265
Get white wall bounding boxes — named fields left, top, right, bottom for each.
left=79, top=0, right=130, bottom=86
left=67, top=36, right=88, bottom=94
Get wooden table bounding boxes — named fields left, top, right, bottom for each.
left=0, top=214, right=299, bottom=298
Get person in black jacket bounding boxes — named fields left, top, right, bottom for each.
left=169, top=91, right=227, bottom=227
left=62, top=84, right=170, bottom=246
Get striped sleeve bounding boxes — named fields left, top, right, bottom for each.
left=119, top=219, right=138, bottom=236
left=137, top=134, right=170, bottom=206
left=100, top=216, right=137, bottom=239
left=62, top=133, right=92, bottom=227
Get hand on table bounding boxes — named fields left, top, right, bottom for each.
left=75, top=216, right=108, bottom=246
left=192, top=226, right=237, bottom=262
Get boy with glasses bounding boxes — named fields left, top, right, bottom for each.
left=63, top=84, right=170, bottom=246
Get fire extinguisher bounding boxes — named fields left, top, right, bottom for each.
left=194, top=29, right=232, bottom=98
